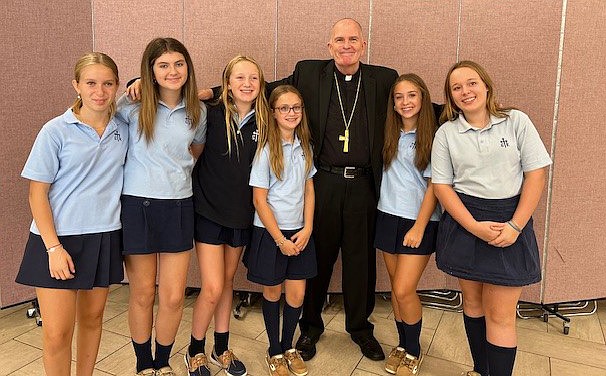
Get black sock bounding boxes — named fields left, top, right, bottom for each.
left=214, top=331, right=229, bottom=356
left=486, top=341, right=517, bottom=376
left=154, top=340, right=173, bottom=369
left=395, top=320, right=406, bottom=348
left=463, top=314, right=488, bottom=375
left=132, top=338, right=154, bottom=373
left=281, top=301, right=303, bottom=352
left=263, top=297, right=282, bottom=356
left=403, top=319, right=422, bottom=357
left=189, top=335, right=206, bottom=357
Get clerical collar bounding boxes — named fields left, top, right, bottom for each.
left=334, top=68, right=361, bottom=83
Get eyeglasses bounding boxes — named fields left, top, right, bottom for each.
left=274, top=105, right=304, bottom=114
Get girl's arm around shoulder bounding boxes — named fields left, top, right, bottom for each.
left=28, top=181, right=75, bottom=280
left=291, top=178, right=314, bottom=251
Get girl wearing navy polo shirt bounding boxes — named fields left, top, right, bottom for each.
left=245, top=85, right=316, bottom=376
left=374, top=74, right=439, bottom=376
left=185, top=56, right=269, bottom=376
left=117, top=38, right=206, bottom=376
left=432, top=61, right=552, bottom=376
left=16, top=52, right=126, bottom=376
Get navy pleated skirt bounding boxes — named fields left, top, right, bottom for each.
left=436, top=193, right=541, bottom=287
left=121, top=195, right=194, bottom=255
left=243, top=226, right=317, bottom=286
left=194, top=213, right=251, bottom=248
left=16, top=230, right=123, bottom=289
left=374, top=210, right=438, bottom=255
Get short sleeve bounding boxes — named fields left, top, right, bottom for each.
left=249, top=147, right=271, bottom=189
left=307, top=162, right=317, bottom=180
left=192, top=102, right=208, bottom=145
left=430, top=127, right=454, bottom=185
left=21, top=124, right=60, bottom=183
left=514, top=111, right=552, bottom=171
left=422, top=161, right=432, bottom=179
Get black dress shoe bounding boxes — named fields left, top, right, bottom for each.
left=354, top=335, right=385, bottom=361
left=295, top=333, right=318, bottom=361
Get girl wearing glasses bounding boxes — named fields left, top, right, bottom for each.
left=375, top=74, right=440, bottom=376
left=244, top=85, right=316, bottom=376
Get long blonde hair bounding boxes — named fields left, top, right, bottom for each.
left=72, top=52, right=119, bottom=118
left=219, top=55, right=269, bottom=157
left=139, top=37, right=200, bottom=142
left=440, top=60, right=514, bottom=124
left=259, top=85, right=313, bottom=180
left=383, top=74, right=436, bottom=171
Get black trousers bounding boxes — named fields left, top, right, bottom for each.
left=299, top=169, right=377, bottom=339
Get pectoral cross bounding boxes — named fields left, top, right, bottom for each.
left=338, top=129, right=349, bottom=153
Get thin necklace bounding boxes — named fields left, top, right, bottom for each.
left=334, top=70, right=361, bottom=153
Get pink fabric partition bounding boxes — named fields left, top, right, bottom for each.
left=1, top=1, right=94, bottom=307
left=3, top=1, right=605, bottom=306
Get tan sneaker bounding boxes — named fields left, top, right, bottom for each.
left=135, top=369, right=156, bottom=376
left=210, top=349, right=247, bottom=376
left=265, top=353, right=289, bottom=376
left=462, top=372, right=482, bottom=376
left=396, top=353, right=423, bottom=376
left=155, top=366, right=176, bottom=376
left=283, top=348, right=308, bottom=376
left=385, top=347, right=406, bottom=374
left=184, top=352, right=211, bottom=376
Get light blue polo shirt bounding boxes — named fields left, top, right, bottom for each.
left=22, top=108, right=128, bottom=236
left=117, top=94, right=207, bottom=199
left=377, top=129, right=441, bottom=221
left=431, top=109, right=552, bottom=199
left=249, top=137, right=316, bottom=230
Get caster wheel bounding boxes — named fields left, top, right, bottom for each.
left=36, top=318, right=43, bottom=327
left=563, top=323, right=570, bottom=335
left=542, top=313, right=549, bottom=322
left=26, top=309, right=36, bottom=318
left=233, top=308, right=243, bottom=320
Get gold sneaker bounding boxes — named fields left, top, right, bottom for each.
left=396, top=353, right=423, bottom=376
left=385, top=347, right=406, bottom=374
left=155, top=366, right=176, bottom=376
left=265, top=353, right=289, bottom=376
left=283, top=348, right=308, bottom=376
left=135, top=369, right=156, bottom=376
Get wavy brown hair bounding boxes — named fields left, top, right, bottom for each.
left=440, top=60, right=514, bottom=124
left=139, top=37, right=200, bottom=142
left=259, top=85, right=313, bottom=180
left=383, top=73, right=436, bottom=171
left=72, top=52, right=119, bottom=118
left=219, top=55, right=269, bottom=158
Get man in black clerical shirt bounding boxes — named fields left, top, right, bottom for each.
left=267, top=18, right=399, bottom=362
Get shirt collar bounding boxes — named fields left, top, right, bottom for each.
left=456, top=113, right=506, bottom=133
left=282, top=134, right=301, bottom=147
left=232, top=109, right=256, bottom=128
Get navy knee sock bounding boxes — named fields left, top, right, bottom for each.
left=395, top=320, right=406, bottom=349
left=214, top=331, right=229, bottom=355
left=403, top=319, right=422, bottom=357
left=281, top=301, right=303, bottom=352
left=263, top=297, right=282, bottom=356
left=486, top=341, right=517, bottom=376
left=132, top=337, right=154, bottom=372
left=154, top=340, right=173, bottom=369
left=189, top=335, right=206, bottom=357
left=463, top=314, right=489, bottom=375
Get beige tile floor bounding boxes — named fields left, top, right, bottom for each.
left=2, top=285, right=605, bottom=376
